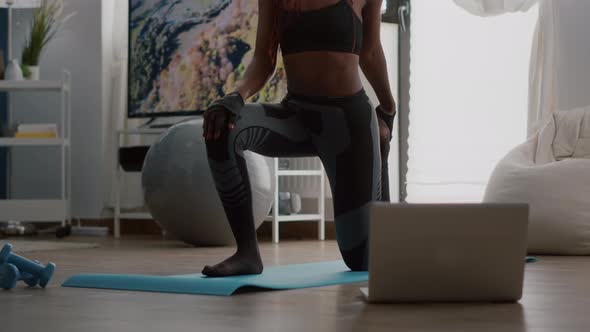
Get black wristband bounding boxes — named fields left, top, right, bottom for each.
left=208, top=91, right=245, bottom=116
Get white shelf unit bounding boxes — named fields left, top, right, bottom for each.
left=265, top=158, right=326, bottom=244
left=0, top=80, right=64, bottom=91
left=0, top=72, right=72, bottom=225
left=0, top=138, right=65, bottom=146
left=113, top=128, right=165, bottom=238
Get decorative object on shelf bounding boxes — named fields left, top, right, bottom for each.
left=0, top=123, right=18, bottom=138
left=278, top=158, right=290, bottom=170
left=28, top=66, right=40, bottom=80
left=278, top=192, right=302, bottom=215
left=0, top=221, right=25, bottom=236
left=4, top=59, right=23, bottom=80
left=14, top=123, right=58, bottom=138
left=21, top=64, right=39, bottom=81
left=0, top=1, right=42, bottom=79
left=0, top=51, right=5, bottom=79
left=21, top=0, right=76, bottom=80
left=0, top=221, right=37, bottom=236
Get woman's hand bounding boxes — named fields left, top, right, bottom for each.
left=202, top=92, right=244, bottom=141
left=375, top=105, right=396, bottom=144
left=378, top=118, right=391, bottom=144
left=203, top=106, right=234, bottom=141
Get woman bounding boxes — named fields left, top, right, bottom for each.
left=202, top=0, right=396, bottom=277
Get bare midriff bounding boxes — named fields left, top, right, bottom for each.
left=283, top=52, right=363, bottom=97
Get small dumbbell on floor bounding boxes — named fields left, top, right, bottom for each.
left=0, top=262, right=41, bottom=290
left=0, top=263, right=39, bottom=290
left=0, top=244, right=56, bottom=288
left=10, top=260, right=41, bottom=287
left=0, top=263, right=21, bottom=289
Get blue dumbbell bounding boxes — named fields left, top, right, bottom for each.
left=21, top=261, right=40, bottom=287
left=0, top=263, right=21, bottom=289
left=0, top=244, right=55, bottom=288
left=0, top=262, right=40, bottom=289
left=20, top=260, right=41, bottom=287
left=0, top=263, right=39, bottom=289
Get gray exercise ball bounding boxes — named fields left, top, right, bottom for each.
left=142, top=119, right=275, bottom=246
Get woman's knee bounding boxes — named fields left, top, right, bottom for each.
left=205, top=134, right=232, bottom=162
left=204, top=106, right=254, bottom=161
left=334, top=206, right=370, bottom=271
left=341, top=244, right=369, bottom=271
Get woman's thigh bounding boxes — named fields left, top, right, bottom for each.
left=206, top=102, right=317, bottom=162
left=288, top=93, right=381, bottom=270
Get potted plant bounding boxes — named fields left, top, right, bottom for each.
left=21, top=0, right=74, bottom=80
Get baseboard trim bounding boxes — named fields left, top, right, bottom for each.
left=257, top=221, right=336, bottom=241
left=75, top=218, right=336, bottom=241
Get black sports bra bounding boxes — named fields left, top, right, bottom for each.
left=280, top=0, right=363, bottom=56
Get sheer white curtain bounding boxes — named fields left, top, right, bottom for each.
left=530, top=1, right=590, bottom=137
left=527, top=0, right=556, bottom=136
left=453, top=0, right=537, bottom=16
left=406, top=0, right=538, bottom=203
left=454, top=0, right=558, bottom=137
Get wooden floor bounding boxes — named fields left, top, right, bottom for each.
left=2, top=236, right=590, bottom=332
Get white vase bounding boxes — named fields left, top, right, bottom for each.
left=5, top=59, right=24, bottom=81
left=28, top=66, right=40, bottom=80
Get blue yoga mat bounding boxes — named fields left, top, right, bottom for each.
left=62, top=261, right=368, bottom=296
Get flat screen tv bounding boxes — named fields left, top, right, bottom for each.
left=128, top=0, right=287, bottom=118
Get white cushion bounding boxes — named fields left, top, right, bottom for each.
left=484, top=107, right=590, bottom=255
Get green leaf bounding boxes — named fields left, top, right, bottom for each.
left=21, top=0, right=72, bottom=66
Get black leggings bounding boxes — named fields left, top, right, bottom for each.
left=205, top=89, right=381, bottom=271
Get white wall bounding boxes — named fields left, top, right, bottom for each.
left=11, top=0, right=106, bottom=218
left=101, top=0, right=115, bottom=213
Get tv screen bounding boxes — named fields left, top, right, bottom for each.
left=128, top=0, right=287, bottom=118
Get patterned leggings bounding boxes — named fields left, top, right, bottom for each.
left=205, top=89, right=381, bottom=270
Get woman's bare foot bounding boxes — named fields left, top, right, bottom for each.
left=202, top=250, right=263, bottom=277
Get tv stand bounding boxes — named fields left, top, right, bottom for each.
left=140, top=116, right=202, bottom=129
left=149, top=123, right=175, bottom=129
left=140, top=117, right=157, bottom=128
left=139, top=117, right=175, bottom=129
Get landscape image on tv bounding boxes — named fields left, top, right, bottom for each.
left=128, top=0, right=287, bottom=117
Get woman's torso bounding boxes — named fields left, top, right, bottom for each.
left=279, top=0, right=365, bottom=97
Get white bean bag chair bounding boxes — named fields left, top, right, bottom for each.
left=484, top=107, right=590, bottom=255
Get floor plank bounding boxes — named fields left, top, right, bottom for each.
left=1, top=236, right=589, bottom=332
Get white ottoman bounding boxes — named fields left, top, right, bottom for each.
left=484, top=108, right=590, bottom=254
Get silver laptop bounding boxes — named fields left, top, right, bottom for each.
left=361, top=203, right=529, bottom=303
